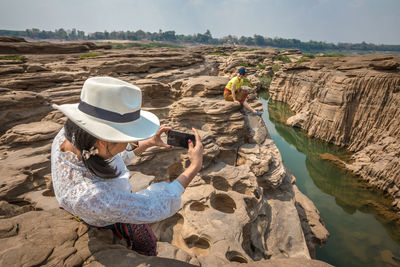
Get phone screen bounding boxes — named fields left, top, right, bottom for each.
left=167, top=130, right=196, bottom=149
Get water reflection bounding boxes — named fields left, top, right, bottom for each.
left=262, top=98, right=400, bottom=267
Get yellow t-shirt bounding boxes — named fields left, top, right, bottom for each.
left=225, top=76, right=243, bottom=92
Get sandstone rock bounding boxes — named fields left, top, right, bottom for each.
left=269, top=54, right=400, bottom=210
left=0, top=142, right=52, bottom=201
left=80, top=41, right=112, bottom=50
left=0, top=65, right=25, bottom=75
left=21, top=188, right=59, bottom=211
left=145, top=61, right=218, bottom=82
left=39, top=84, right=82, bottom=105
left=91, top=50, right=204, bottom=76
left=0, top=46, right=329, bottom=266
left=0, top=41, right=95, bottom=54
left=369, top=60, right=399, bottom=70
left=0, top=72, right=75, bottom=89
left=130, top=171, right=156, bottom=193
left=238, top=139, right=288, bottom=189
left=86, top=248, right=198, bottom=267
left=157, top=241, right=201, bottom=265
left=0, top=120, right=62, bottom=145
left=223, top=258, right=333, bottom=266
left=168, top=96, right=248, bottom=153
left=25, top=64, right=50, bottom=72
left=286, top=110, right=309, bottom=127
left=95, top=43, right=112, bottom=50
left=218, top=49, right=278, bottom=75
left=0, top=90, right=51, bottom=134
left=170, top=76, right=229, bottom=97
left=346, top=136, right=400, bottom=210
left=0, top=209, right=196, bottom=267
left=282, top=49, right=302, bottom=55
left=293, top=185, right=329, bottom=258
left=0, top=36, right=27, bottom=42
left=0, top=200, right=35, bottom=219
left=262, top=174, right=311, bottom=259
left=153, top=159, right=296, bottom=264
left=244, top=113, right=269, bottom=144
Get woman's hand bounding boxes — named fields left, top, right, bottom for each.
left=151, top=125, right=173, bottom=148
left=175, top=127, right=203, bottom=188
left=187, top=127, right=203, bottom=172
left=134, top=125, right=172, bottom=156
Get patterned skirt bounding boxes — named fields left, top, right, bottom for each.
left=106, top=223, right=157, bottom=256
left=58, top=207, right=157, bottom=256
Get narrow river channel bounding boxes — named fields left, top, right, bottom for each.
left=259, top=97, right=400, bottom=267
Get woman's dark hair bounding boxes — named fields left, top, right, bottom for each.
left=64, top=119, right=121, bottom=179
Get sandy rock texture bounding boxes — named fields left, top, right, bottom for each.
left=269, top=54, right=400, bottom=210
left=0, top=37, right=111, bottom=54
left=0, top=40, right=329, bottom=266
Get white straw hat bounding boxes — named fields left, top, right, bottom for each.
left=52, top=76, right=160, bottom=142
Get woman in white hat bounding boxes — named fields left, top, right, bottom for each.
left=51, top=76, right=203, bottom=256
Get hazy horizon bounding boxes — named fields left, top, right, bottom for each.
left=1, top=0, right=399, bottom=45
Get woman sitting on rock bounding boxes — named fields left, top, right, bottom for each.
left=51, top=77, right=203, bottom=256
left=224, top=67, right=262, bottom=116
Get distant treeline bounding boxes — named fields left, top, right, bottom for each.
left=1, top=28, right=400, bottom=53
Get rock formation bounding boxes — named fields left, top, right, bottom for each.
left=0, top=37, right=111, bottom=54
left=0, top=39, right=330, bottom=266
left=269, top=54, right=400, bottom=210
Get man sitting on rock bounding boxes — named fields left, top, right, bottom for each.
left=223, top=67, right=263, bottom=116
left=51, top=77, right=203, bottom=256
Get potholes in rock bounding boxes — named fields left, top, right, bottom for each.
left=232, top=180, right=251, bottom=195
left=226, top=251, right=248, bottom=263
left=190, top=201, right=209, bottom=211
left=183, top=234, right=211, bottom=255
left=210, top=193, right=236, bottom=214
left=167, top=162, right=184, bottom=182
left=216, top=150, right=238, bottom=166
left=211, top=176, right=230, bottom=191
left=156, top=213, right=184, bottom=243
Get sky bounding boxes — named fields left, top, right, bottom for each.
left=0, top=0, right=399, bottom=45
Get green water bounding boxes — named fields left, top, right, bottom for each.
left=260, top=97, right=400, bottom=267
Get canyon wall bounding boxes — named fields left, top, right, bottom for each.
left=269, top=54, right=400, bottom=210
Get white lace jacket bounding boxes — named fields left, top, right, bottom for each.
left=51, top=128, right=184, bottom=227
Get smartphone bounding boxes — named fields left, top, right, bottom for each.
left=167, top=130, right=196, bottom=149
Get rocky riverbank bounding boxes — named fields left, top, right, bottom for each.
left=269, top=54, right=400, bottom=211
left=0, top=39, right=330, bottom=266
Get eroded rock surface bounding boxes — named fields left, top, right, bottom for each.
left=0, top=41, right=329, bottom=266
left=269, top=54, right=400, bottom=210
left=0, top=38, right=110, bottom=54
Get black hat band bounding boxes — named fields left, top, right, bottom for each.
left=78, top=101, right=140, bottom=123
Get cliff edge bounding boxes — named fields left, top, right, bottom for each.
left=269, top=54, right=400, bottom=210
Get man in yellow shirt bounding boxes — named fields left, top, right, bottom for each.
left=224, top=68, right=262, bottom=116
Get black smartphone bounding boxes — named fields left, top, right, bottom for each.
left=167, top=130, right=196, bottom=149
